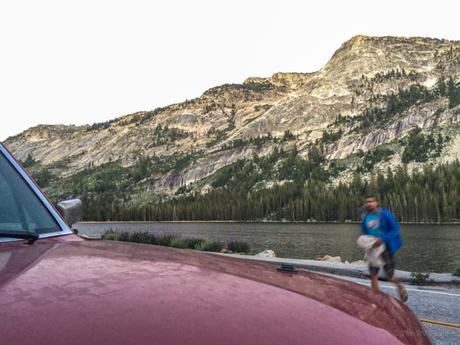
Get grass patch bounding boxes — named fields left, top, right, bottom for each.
left=410, top=272, right=430, bottom=285
left=101, top=230, right=249, bottom=253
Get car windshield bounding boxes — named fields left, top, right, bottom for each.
left=0, top=151, right=61, bottom=236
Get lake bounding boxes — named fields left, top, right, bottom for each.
left=74, top=222, right=460, bottom=274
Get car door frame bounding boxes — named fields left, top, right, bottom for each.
left=0, top=143, right=72, bottom=240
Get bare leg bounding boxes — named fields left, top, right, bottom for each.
left=390, top=276, right=408, bottom=302
left=381, top=250, right=407, bottom=302
left=371, top=274, right=380, bottom=292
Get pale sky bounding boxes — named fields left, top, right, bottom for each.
left=0, top=0, right=459, bottom=141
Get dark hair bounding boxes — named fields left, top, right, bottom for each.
left=365, top=195, right=379, bottom=201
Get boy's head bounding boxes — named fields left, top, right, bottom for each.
left=365, top=195, right=379, bottom=212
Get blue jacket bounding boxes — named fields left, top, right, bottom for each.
left=361, top=208, right=402, bottom=254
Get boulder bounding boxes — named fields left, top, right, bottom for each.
left=317, top=255, right=342, bottom=263
left=255, top=249, right=276, bottom=258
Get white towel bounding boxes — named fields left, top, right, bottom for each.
left=357, top=235, right=386, bottom=267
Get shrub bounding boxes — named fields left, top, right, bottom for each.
left=401, top=128, right=446, bottom=163
left=321, top=130, right=343, bottom=144
left=410, top=272, right=430, bottom=285
left=282, top=130, right=296, bottom=141
left=226, top=239, right=250, bottom=253
left=169, top=238, right=189, bottom=249
left=194, top=240, right=225, bottom=252
left=183, top=237, right=205, bottom=249
left=21, top=154, right=36, bottom=168
left=117, top=231, right=132, bottom=242
left=453, top=267, right=460, bottom=277
left=156, top=232, right=178, bottom=246
left=101, top=231, right=120, bottom=241
left=102, top=230, right=246, bottom=254
left=32, top=168, right=55, bottom=188
left=129, top=232, right=158, bottom=244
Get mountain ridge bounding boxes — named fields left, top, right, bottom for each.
left=4, top=35, right=460, bottom=217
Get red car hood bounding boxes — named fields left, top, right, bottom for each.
left=0, top=236, right=430, bottom=345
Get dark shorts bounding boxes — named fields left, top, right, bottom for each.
left=369, top=248, right=396, bottom=278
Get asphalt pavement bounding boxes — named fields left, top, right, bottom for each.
left=217, top=253, right=460, bottom=345
left=327, top=274, right=460, bottom=345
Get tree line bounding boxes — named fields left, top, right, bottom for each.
left=80, top=160, right=460, bottom=223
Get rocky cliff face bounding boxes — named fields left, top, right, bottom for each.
left=5, top=35, right=460, bottom=199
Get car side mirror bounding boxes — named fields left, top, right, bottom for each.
left=57, top=199, right=83, bottom=227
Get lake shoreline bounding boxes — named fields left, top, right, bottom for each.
left=74, top=222, right=460, bottom=273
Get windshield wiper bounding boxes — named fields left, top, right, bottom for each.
left=0, top=231, right=39, bottom=245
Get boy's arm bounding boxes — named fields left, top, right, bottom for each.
left=380, top=211, right=400, bottom=242
left=361, top=220, right=369, bottom=235
left=360, top=208, right=369, bottom=234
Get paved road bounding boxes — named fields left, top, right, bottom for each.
left=327, top=274, right=460, bottom=345
left=215, top=252, right=459, bottom=344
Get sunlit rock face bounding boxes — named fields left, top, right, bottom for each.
left=5, top=35, right=460, bottom=192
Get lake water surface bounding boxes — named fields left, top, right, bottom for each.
left=74, top=222, right=460, bottom=273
